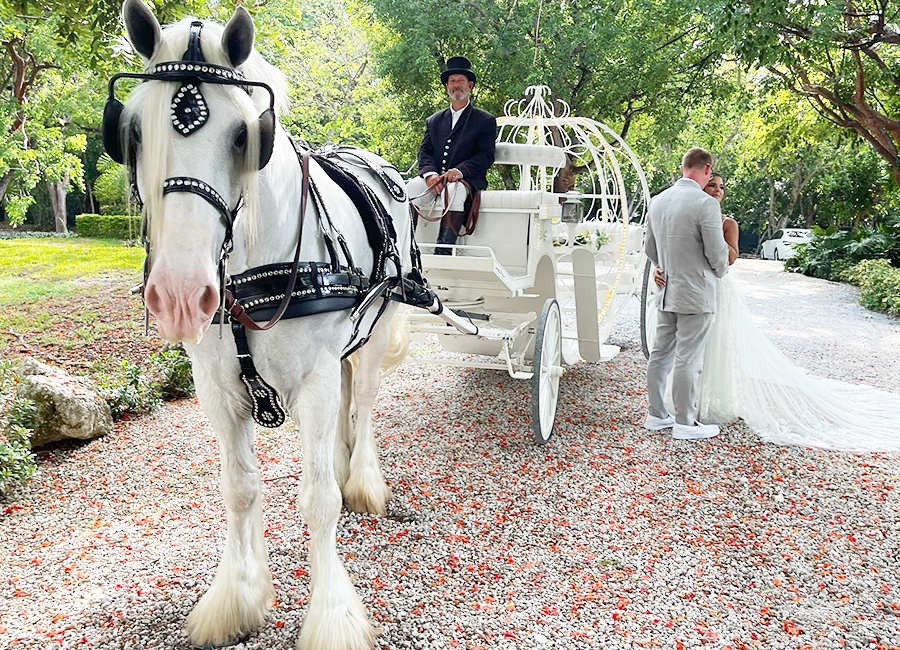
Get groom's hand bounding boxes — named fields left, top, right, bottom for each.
left=654, top=267, right=666, bottom=288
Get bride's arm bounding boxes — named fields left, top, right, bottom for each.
left=723, top=218, right=739, bottom=265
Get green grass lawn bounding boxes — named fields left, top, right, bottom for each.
left=0, top=237, right=144, bottom=306
left=1, top=236, right=157, bottom=377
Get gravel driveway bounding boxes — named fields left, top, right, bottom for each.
left=2, top=259, right=899, bottom=649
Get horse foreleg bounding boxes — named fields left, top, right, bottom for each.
left=342, top=320, right=393, bottom=515
left=334, top=356, right=355, bottom=492
left=185, top=389, right=273, bottom=647
left=294, top=353, right=376, bottom=650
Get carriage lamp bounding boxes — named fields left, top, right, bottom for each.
left=560, top=191, right=584, bottom=223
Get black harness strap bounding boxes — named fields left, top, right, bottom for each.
left=232, top=321, right=286, bottom=428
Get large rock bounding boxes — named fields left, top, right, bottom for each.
left=17, top=358, right=113, bottom=448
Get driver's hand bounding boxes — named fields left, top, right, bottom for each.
left=654, top=267, right=666, bottom=288
left=426, top=175, right=444, bottom=194
left=445, top=168, right=462, bottom=183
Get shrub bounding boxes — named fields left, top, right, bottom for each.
left=151, top=345, right=194, bottom=399
left=0, top=360, right=38, bottom=494
left=787, top=220, right=900, bottom=281
left=98, top=360, right=161, bottom=419
left=75, top=214, right=141, bottom=240
left=93, top=154, right=130, bottom=214
left=841, top=259, right=900, bottom=317
left=98, top=347, right=194, bottom=421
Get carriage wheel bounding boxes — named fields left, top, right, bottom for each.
left=640, top=258, right=659, bottom=360
left=531, top=298, right=562, bottom=445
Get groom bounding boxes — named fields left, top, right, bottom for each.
left=644, top=148, right=730, bottom=440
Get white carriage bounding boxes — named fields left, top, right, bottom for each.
left=409, top=86, right=651, bottom=444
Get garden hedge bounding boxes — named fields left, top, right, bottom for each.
left=75, top=214, right=141, bottom=240
left=841, top=259, right=900, bottom=318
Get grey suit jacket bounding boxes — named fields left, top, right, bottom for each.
left=644, top=178, right=729, bottom=314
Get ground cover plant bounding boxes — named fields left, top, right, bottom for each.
left=785, top=220, right=900, bottom=281
left=0, top=360, right=37, bottom=494
left=841, top=259, right=900, bottom=317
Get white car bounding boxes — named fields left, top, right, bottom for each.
left=760, top=228, right=812, bottom=260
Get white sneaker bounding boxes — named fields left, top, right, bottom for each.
left=672, top=421, right=720, bottom=440
left=644, top=414, right=675, bottom=431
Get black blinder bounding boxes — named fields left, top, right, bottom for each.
left=102, top=96, right=126, bottom=164
left=258, top=107, right=276, bottom=169
left=102, top=19, right=278, bottom=171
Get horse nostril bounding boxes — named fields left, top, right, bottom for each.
left=198, top=284, right=220, bottom=318
left=144, top=283, right=164, bottom=316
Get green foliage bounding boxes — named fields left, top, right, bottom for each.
left=366, top=0, right=725, bottom=171
left=785, top=220, right=900, bottom=281
left=713, top=0, right=900, bottom=183
left=0, top=360, right=38, bottom=494
left=97, top=347, right=195, bottom=419
left=0, top=16, right=102, bottom=226
left=150, top=345, right=194, bottom=400
left=75, top=213, right=141, bottom=240
left=97, top=360, right=161, bottom=420
left=841, top=259, right=900, bottom=317
left=92, top=154, right=129, bottom=214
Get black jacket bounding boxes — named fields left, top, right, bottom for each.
left=417, top=105, right=497, bottom=191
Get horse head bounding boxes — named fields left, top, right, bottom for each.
left=113, top=0, right=287, bottom=344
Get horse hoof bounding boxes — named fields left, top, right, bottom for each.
left=185, top=578, right=273, bottom=649
left=295, top=595, right=377, bottom=650
left=343, top=482, right=392, bottom=515
left=190, top=632, right=252, bottom=649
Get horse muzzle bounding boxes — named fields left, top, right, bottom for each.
left=144, top=271, right=220, bottom=344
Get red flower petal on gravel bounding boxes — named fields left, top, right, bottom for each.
left=782, top=620, right=802, bottom=636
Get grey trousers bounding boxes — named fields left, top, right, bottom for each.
left=646, top=310, right=714, bottom=425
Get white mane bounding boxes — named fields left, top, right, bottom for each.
left=123, top=17, right=289, bottom=246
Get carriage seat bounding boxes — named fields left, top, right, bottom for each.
left=460, top=190, right=548, bottom=273
left=457, top=143, right=566, bottom=272
left=493, top=142, right=567, bottom=169
left=416, top=142, right=566, bottom=274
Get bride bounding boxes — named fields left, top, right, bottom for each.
left=658, top=173, right=900, bottom=452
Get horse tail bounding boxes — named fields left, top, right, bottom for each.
left=380, top=307, right=410, bottom=374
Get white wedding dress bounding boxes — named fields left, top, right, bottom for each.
left=694, top=272, right=900, bottom=452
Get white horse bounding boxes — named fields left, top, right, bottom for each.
left=115, top=0, right=410, bottom=647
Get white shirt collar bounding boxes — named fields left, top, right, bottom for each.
left=449, top=102, right=469, bottom=129
left=450, top=102, right=469, bottom=117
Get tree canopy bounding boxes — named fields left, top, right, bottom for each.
left=1, top=0, right=898, bottom=241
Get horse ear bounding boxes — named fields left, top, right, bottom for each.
left=122, top=0, right=161, bottom=60
left=222, top=7, right=254, bottom=68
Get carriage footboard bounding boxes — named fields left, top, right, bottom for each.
left=390, top=276, right=479, bottom=336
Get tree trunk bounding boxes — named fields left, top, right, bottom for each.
left=766, top=175, right=777, bottom=236
left=48, top=176, right=69, bottom=234
left=0, top=170, right=13, bottom=209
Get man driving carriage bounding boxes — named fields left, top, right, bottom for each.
left=407, top=56, right=497, bottom=254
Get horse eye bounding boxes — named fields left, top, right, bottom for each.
left=234, top=126, right=247, bottom=149
left=129, top=121, right=141, bottom=144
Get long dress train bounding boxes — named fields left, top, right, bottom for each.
left=694, top=271, right=900, bottom=452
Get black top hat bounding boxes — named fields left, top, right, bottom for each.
left=441, top=56, right=476, bottom=85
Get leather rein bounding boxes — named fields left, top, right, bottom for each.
left=409, top=174, right=480, bottom=237
left=223, top=151, right=311, bottom=331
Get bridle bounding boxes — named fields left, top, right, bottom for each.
left=102, top=21, right=310, bottom=335
left=103, top=19, right=420, bottom=429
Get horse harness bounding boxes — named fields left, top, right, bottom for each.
left=103, top=21, right=438, bottom=429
